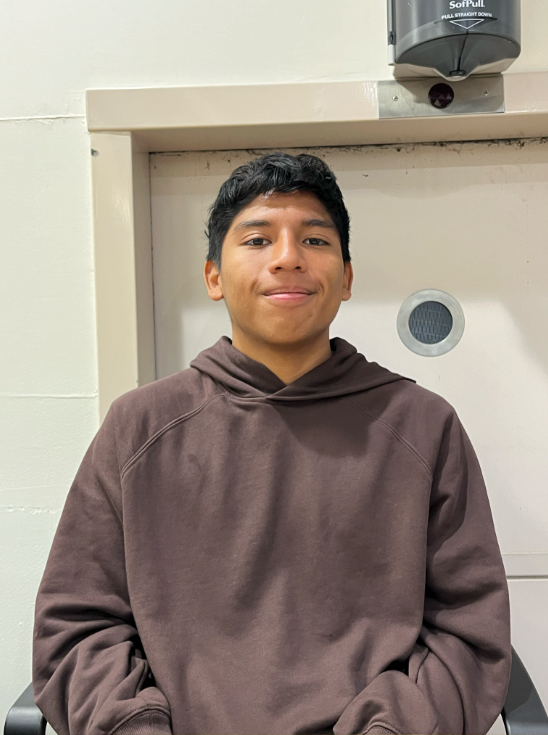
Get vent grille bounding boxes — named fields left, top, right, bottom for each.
left=408, top=301, right=453, bottom=344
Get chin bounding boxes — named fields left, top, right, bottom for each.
left=262, top=325, right=326, bottom=346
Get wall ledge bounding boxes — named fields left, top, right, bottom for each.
left=86, top=72, right=548, bottom=152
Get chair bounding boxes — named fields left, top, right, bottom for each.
left=4, top=647, right=548, bottom=735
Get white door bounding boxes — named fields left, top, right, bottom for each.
left=150, top=142, right=548, bottom=714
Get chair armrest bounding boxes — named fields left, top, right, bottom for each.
left=3, top=683, right=46, bottom=735
left=502, top=647, right=548, bottom=735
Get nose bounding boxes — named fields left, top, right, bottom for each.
left=268, top=230, right=307, bottom=272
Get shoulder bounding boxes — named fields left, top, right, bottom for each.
left=107, top=366, right=225, bottom=468
left=349, top=377, right=462, bottom=473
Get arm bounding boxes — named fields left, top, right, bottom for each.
left=32, top=404, right=172, bottom=735
left=334, top=409, right=511, bottom=735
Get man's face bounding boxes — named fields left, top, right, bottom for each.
left=204, top=190, right=353, bottom=348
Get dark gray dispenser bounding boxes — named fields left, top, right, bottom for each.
left=388, top=0, right=521, bottom=80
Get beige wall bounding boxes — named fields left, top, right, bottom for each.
left=2, top=0, right=548, bottom=727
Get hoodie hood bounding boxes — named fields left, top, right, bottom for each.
left=190, top=335, right=414, bottom=402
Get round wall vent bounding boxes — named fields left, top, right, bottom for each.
left=397, top=289, right=464, bottom=356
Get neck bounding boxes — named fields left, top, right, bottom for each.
left=231, top=329, right=333, bottom=385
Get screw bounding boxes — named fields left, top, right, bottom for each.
left=393, top=95, right=399, bottom=101
left=484, top=91, right=489, bottom=96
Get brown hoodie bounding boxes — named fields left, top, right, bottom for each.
left=33, top=336, right=511, bottom=735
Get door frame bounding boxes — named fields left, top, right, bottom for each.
left=87, top=75, right=548, bottom=578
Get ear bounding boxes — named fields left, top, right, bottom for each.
left=341, top=261, right=353, bottom=302
left=204, top=260, right=224, bottom=301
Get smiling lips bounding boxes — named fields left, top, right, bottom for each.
left=263, top=287, right=315, bottom=303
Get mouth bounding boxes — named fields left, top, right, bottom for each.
left=263, top=288, right=315, bottom=304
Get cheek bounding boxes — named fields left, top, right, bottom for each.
left=221, top=262, right=259, bottom=307
left=320, top=263, right=345, bottom=298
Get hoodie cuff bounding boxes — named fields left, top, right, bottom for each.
left=111, top=709, right=172, bottom=735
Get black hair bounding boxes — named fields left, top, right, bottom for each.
left=205, top=152, right=351, bottom=268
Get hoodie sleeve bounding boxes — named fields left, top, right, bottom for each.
left=334, top=409, right=511, bottom=735
left=32, top=402, right=172, bottom=735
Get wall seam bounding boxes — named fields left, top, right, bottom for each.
left=0, top=114, right=85, bottom=122
left=0, top=393, right=98, bottom=398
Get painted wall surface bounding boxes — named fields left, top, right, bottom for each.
left=1, top=0, right=548, bottom=728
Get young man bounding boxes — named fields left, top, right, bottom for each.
left=33, top=152, right=511, bottom=735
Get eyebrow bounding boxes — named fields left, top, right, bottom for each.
left=232, top=220, right=271, bottom=232
left=302, top=218, right=336, bottom=230
left=232, top=218, right=336, bottom=232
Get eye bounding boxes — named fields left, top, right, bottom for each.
left=245, top=238, right=269, bottom=246
left=304, top=237, right=329, bottom=246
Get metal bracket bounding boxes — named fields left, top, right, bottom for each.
left=379, top=75, right=505, bottom=118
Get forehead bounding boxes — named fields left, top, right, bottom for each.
left=231, top=190, right=334, bottom=225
